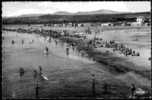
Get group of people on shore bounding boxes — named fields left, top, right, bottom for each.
left=91, top=38, right=140, bottom=57
left=19, top=65, right=48, bottom=81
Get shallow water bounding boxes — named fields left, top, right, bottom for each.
left=2, top=31, right=95, bottom=69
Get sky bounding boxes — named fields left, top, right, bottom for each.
left=2, top=1, right=151, bottom=17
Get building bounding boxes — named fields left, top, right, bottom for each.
left=101, top=23, right=113, bottom=26
left=136, top=16, right=145, bottom=24
left=130, top=16, right=145, bottom=26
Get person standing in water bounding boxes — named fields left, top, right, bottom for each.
left=130, top=83, right=136, bottom=98
left=35, top=81, right=40, bottom=99
left=11, top=40, right=15, bottom=45
left=21, top=39, right=24, bottom=48
left=39, top=65, right=42, bottom=76
left=56, top=40, right=58, bottom=46
left=33, top=69, right=38, bottom=79
left=66, top=47, right=69, bottom=56
left=19, top=67, right=25, bottom=78
left=49, top=37, right=51, bottom=43
left=91, top=74, right=96, bottom=97
left=44, top=46, right=49, bottom=54
left=22, top=39, right=24, bottom=45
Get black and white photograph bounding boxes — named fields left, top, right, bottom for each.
left=2, top=1, right=151, bottom=99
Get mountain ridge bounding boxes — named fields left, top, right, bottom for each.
left=7, top=9, right=130, bottom=18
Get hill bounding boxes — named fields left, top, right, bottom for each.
left=2, top=11, right=150, bottom=24
left=75, top=9, right=121, bottom=15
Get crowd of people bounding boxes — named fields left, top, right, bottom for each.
left=92, top=38, right=140, bottom=57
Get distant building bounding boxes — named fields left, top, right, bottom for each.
left=136, top=16, right=145, bottom=24
left=130, top=16, right=145, bottom=26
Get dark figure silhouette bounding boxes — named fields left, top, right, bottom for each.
left=72, top=46, right=75, bottom=51
left=33, top=70, right=37, bottom=79
left=130, top=84, right=136, bottom=98
left=66, top=47, right=69, bottom=56
left=22, top=40, right=24, bottom=44
left=39, top=66, right=42, bottom=76
left=19, top=67, right=25, bottom=78
left=45, top=46, right=49, bottom=54
left=35, top=82, right=40, bottom=99
left=12, top=40, right=15, bottom=44
left=148, top=57, right=151, bottom=61
left=132, top=51, right=135, bottom=56
left=55, top=40, right=58, bottom=46
left=92, top=74, right=96, bottom=97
